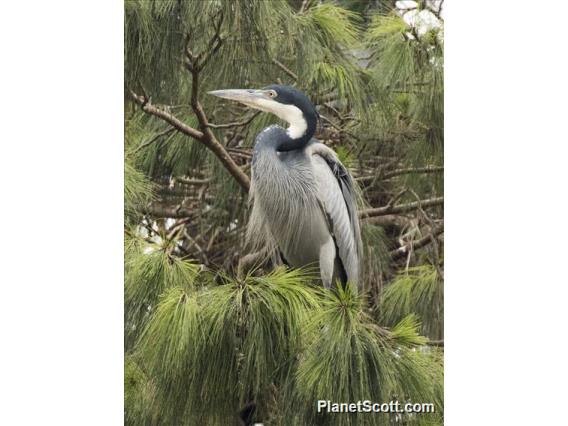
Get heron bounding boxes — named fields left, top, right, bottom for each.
left=209, top=85, right=362, bottom=291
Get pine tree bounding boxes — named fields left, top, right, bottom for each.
left=124, top=1, right=444, bottom=424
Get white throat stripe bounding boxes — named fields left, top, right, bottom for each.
left=254, top=99, right=307, bottom=139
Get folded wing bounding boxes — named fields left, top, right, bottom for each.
left=308, top=142, right=362, bottom=289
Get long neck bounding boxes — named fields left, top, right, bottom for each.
left=276, top=110, right=317, bottom=152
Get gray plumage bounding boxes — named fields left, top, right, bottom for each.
left=208, top=85, right=362, bottom=290
left=247, top=126, right=361, bottom=290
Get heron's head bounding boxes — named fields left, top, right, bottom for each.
left=208, top=85, right=318, bottom=140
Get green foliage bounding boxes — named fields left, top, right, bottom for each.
left=124, top=1, right=444, bottom=424
left=335, top=145, right=354, bottom=168
left=132, top=267, right=321, bottom=424
left=124, top=161, right=154, bottom=217
left=379, top=265, right=444, bottom=340
left=289, top=286, right=442, bottom=425
left=391, top=314, right=428, bottom=346
left=127, top=267, right=442, bottom=425
left=362, top=9, right=444, bottom=197
left=367, top=14, right=409, bottom=39
left=361, top=223, right=392, bottom=293
left=367, top=14, right=417, bottom=91
left=124, top=355, right=155, bottom=425
left=308, top=60, right=367, bottom=109
left=125, top=236, right=200, bottom=347
left=301, top=3, right=362, bottom=47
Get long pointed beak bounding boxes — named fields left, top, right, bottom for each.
left=207, top=89, right=269, bottom=108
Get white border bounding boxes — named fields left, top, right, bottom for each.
left=0, top=1, right=123, bottom=424
left=1, top=1, right=567, bottom=425
left=446, top=1, right=568, bottom=424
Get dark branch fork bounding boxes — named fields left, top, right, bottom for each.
left=129, top=11, right=250, bottom=192
left=128, top=90, right=250, bottom=191
left=129, top=12, right=441, bottom=265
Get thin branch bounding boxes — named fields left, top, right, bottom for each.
left=390, top=224, right=444, bottom=260
left=318, top=114, right=342, bottom=132
left=141, top=204, right=195, bottom=219
left=382, top=166, right=443, bottom=180
left=197, top=11, right=224, bottom=71
left=322, top=102, right=344, bottom=121
left=194, top=91, right=249, bottom=191
left=271, top=58, right=298, bottom=81
left=361, top=197, right=444, bottom=218
left=207, top=111, right=260, bottom=129
left=385, top=188, right=408, bottom=209
left=357, top=166, right=443, bottom=184
left=182, top=25, right=251, bottom=192
left=408, top=189, right=444, bottom=278
left=129, top=90, right=204, bottom=140
left=129, top=90, right=250, bottom=192
left=132, top=127, right=176, bottom=154
left=227, top=147, right=252, bottom=157
left=176, top=177, right=210, bottom=185
left=318, top=114, right=360, bottom=141
left=365, top=214, right=413, bottom=227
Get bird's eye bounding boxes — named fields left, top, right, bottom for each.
left=267, top=90, right=277, bottom=98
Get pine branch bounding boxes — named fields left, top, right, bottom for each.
left=361, top=196, right=443, bottom=218
left=129, top=90, right=204, bottom=140
left=183, top=23, right=251, bottom=192
left=129, top=89, right=250, bottom=192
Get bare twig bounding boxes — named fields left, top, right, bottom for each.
left=176, top=177, right=211, bottom=185
left=390, top=224, right=444, bottom=260
left=132, top=127, right=176, bottom=154
left=365, top=215, right=413, bottom=227
left=180, top=20, right=251, bottom=192
left=271, top=58, right=298, bottom=81
left=197, top=11, right=225, bottom=71
left=408, top=189, right=444, bottom=277
left=140, top=204, right=195, bottom=219
left=385, top=188, right=408, bottom=209
left=129, top=90, right=204, bottom=140
left=361, top=197, right=444, bottom=218
left=318, top=114, right=360, bottom=141
left=382, top=166, right=443, bottom=180
left=207, top=111, right=260, bottom=129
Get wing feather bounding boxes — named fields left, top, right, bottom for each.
left=308, top=142, right=362, bottom=288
